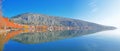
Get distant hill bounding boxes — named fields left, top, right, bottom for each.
left=11, top=13, right=116, bottom=30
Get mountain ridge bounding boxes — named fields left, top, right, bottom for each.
left=11, top=13, right=116, bottom=30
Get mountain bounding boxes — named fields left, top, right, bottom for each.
left=11, top=13, right=116, bottom=30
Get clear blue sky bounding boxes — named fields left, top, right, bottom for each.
left=2, top=0, right=91, bottom=18
left=2, top=0, right=120, bottom=27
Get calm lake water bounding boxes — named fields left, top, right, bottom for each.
left=1, top=29, right=120, bottom=51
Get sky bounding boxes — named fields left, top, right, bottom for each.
left=2, top=0, right=120, bottom=27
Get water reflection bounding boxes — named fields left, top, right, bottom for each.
left=11, top=29, right=104, bottom=44
left=0, top=29, right=113, bottom=51
left=0, top=30, right=23, bottom=51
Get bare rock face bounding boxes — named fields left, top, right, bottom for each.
left=11, top=13, right=116, bottom=30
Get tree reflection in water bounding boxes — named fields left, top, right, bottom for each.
left=0, top=28, right=48, bottom=51
left=0, top=30, right=23, bottom=51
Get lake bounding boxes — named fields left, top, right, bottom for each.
left=1, top=29, right=120, bottom=51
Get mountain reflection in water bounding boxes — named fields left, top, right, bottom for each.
left=12, top=29, right=103, bottom=44
left=0, top=29, right=110, bottom=51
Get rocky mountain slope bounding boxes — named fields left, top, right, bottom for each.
left=11, top=13, right=116, bottom=30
